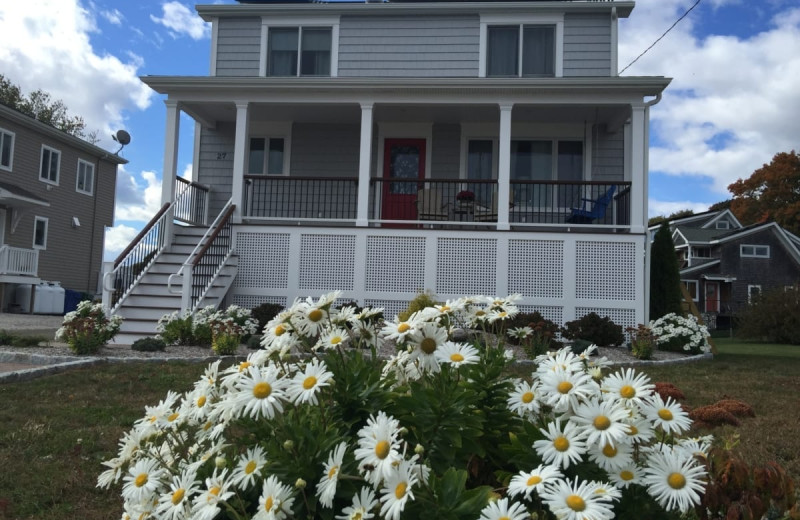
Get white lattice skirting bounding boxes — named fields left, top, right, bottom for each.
left=230, top=225, right=646, bottom=328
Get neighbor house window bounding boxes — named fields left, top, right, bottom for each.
left=248, top=137, right=286, bottom=175
left=487, top=24, right=555, bottom=77
left=682, top=280, right=699, bottom=301
left=740, top=244, right=769, bottom=258
left=76, top=159, right=94, bottom=195
left=691, top=247, right=711, bottom=258
left=715, top=220, right=730, bottom=229
left=33, top=216, right=48, bottom=249
left=40, top=145, right=60, bottom=184
left=748, top=284, right=761, bottom=303
left=268, top=27, right=332, bottom=76
left=0, top=127, right=14, bottom=171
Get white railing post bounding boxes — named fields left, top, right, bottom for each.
left=101, top=261, right=114, bottom=311
left=497, top=103, right=513, bottom=231
left=180, top=263, right=192, bottom=313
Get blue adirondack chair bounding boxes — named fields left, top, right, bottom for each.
left=566, top=185, right=616, bottom=224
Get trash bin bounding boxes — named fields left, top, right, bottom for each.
left=63, top=289, right=82, bottom=314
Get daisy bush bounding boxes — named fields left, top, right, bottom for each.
left=649, top=313, right=711, bottom=355
left=55, top=300, right=122, bottom=354
left=207, top=305, right=260, bottom=355
left=100, top=292, right=710, bottom=520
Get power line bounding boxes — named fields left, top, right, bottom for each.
left=619, top=0, right=703, bottom=75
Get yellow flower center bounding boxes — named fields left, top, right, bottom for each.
left=265, top=496, right=274, bottom=511
left=627, top=424, right=638, bottom=436
left=450, top=353, right=464, bottom=363
left=499, top=517, right=510, bottom=520
left=620, top=470, right=634, bottom=481
left=245, top=460, right=257, bottom=474
left=238, top=361, right=251, bottom=372
left=375, top=440, right=391, bottom=459
left=171, top=488, right=185, bottom=505
left=302, top=376, right=317, bottom=390
left=668, top=472, right=686, bottom=489
left=566, top=494, right=586, bottom=512
left=620, top=385, right=636, bottom=399
left=328, top=465, right=338, bottom=479
left=420, top=337, right=437, bottom=355
left=308, top=309, right=323, bottom=322
left=331, top=336, right=343, bottom=345
left=553, top=436, right=570, bottom=452
left=209, top=486, right=221, bottom=497
left=197, top=396, right=206, bottom=408
left=253, top=382, right=272, bottom=399
left=275, top=324, right=286, bottom=336
left=202, top=421, right=213, bottom=431
left=526, top=475, right=542, bottom=486
left=602, top=444, right=617, bottom=457
left=134, top=473, right=148, bottom=488
left=521, top=392, right=534, bottom=404
left=397, top=323, right=411, bottom=333
left=439, top=305, right=450, bottom=312
left=557, top=381, right=573, bottom=394
left=394, top=482, right=407, bottom=499
left=593, top=415, right=611, bottom=430
left=167, top=412, right=179, bottom=422
left=658, top=408, right=674, bottom=421
left=476, top=310, right=486, bottom=316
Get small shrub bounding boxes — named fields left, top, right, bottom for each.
left=715, top=399, right=755, bottom=418
left=735, top=287, right=800, bottom=344
left=505, top=311, right=561, bottom=357
left=569, top=338, right=594, bottom=356
left=156, top=311, right=195, bottom=346
left=626, top=324, right=656, bottom=360
left=131, top=337, right=167, bottom=352
left=649, top=313, right=710, bottom=354
left=0, top=329, right=13, bottom=345
left=397, top=290, right=439, bottom=321
left=689, top=405, right=741, bottom=427
left=250, top=302, right=285, bottom=333
left=191, top=306, right=217, bottom=347
left=561, top=312, right=624, bottom=346
left=55, top=301, right=122, bottom=355
left=207, top=305, right=259, bottom=356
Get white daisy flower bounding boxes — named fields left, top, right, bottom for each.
left=571, top=397, right=631, bottom=449
left=601, top=368, right=655, bottom=408
left=464, top=305, right=491, bottom=327
left=295, top=295, right=334, bottom=337
left=539, top=476, right=617, bottom=520
left=477, top=497, right=529, bottom=520
left=156, top=467, right=199, bottom=520
left=507, top=464, right=563, bottom=499
left=588, top=441, right=634, bottom=472
left=231, top=364, right=287, bottom=420
left=121, top=458, right=165, bottom=504
left=642, top=451, right=707, bottom=513
left=538, top=367, right=598, bottom=413
left=286, top=359, right=333, bottom=405
left=621, top=413, right=656, bottom=444
left=434, top=341, right=480, bottom=367
left=317, top=441, right=347, bottom=508
left=643, top=394, right=692, bottom=435
left=408, top=322, right=448, bottom=374
left=191, top=469, right=234, bottom=520
left=676, top=435, right=713, bottom=461
left=506, top=379, right=541, bottom=417
left=253, top=475, right=295, bottom=520
left=316, top=328, right=350, bottom=351
left=354, top=411, right=403, bottom=485
left=379, top=458, right=419, bottom=520
left=608, top=464, right=642, bottom=489
left=231, top=446, right=268, bottom=489
left=380, top=317, right=419, bottom=343
left=533, top=419, right=588, bottom=470
left=508, top=326, right=533, bottom=341
left=336, top=486, right=377, bottom=520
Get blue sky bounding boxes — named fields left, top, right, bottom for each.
left=1, top=0, right=798, bottom=259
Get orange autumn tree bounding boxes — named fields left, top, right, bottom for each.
left=728, top=150, right=800, bottom=235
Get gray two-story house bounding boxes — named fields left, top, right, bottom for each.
left=105, top=0, right=671, bottom=344
left=0, top=103, right=125, bottom=313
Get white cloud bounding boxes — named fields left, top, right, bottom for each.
left=100, top=7, right=123, bottom=25
left=620, top=3, right=800, bottom=195
left=180, top=163, right=193, bottom=181
left=0, top=1, right=153, bottom=152
left=114, top=168, right=163, bottom=222
left=150, top=1, right=210, bottom=41
left=104, top=224, right=139, bottom=261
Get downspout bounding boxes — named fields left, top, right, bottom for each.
left=642, top=92, right=662, bottom=323
left=88, top=155, right=101, bottom=294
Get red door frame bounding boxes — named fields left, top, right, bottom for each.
left=381, top=138, right=426, bottom=222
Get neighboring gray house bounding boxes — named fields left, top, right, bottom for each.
left=652, top=210, right=800, bottom=328
left=105, top=0, right=671, bottom=344
left=0, top=103, right=125, bottom=312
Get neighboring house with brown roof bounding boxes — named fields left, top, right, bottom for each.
left=0, top=102, right=126, bottom=312
left=650, top=210, right=800, bottom=328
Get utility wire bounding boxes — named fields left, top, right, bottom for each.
left=619, top=0, right=702, bottom=74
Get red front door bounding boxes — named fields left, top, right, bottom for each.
left=705, top=282, right=720, bottom=312
left=381, top=138, right=426, bottom=222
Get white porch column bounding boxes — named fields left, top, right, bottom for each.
left=630, top=104, right=647, bottom=233
left=161, top=100, right=180, bottom=206
left=231, top=101, right=250, bottom=223
left=356, top=103, right=374, bottom=227
left=497, top=104, right=513, bottom=231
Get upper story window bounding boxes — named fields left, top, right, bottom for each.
left=268, top=26, right=332, bottom=77
left=33, top=216, right=48, bottom=249
left=40, top=145, right=60, bottom=185
left=740, top=244, right=770, bottom=258
left=76, top=159, right=95, bottom=195
left=480, top=14, right=563, bottom=78
left=715, top=220, right=730, bottom=229
left=248, top=137, right=287, bottom=175
left=0, top=127, right=14, bottom=171
left=691, top=246, right=711, bottom=258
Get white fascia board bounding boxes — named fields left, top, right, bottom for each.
left=679, top=259, right=720, bottom=276
left=701, top=209, right=742, bottom=229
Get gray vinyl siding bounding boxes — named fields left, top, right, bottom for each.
left=0, top=115, right=117, bottom=294
left=215, top=17, right=261, bottom=77
left=196, top=124, right=235, bottom=218
left=290, top=123, right=360, bottom=177
left=592, top=125, right=624, bottom=181
left=563, top=13, right=611, bottom=77
left=431, top=124, right=460, bottom=179
left=338, top=15, right=479, bottom=77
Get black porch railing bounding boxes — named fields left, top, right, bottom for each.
left=174, top=177, right=210, bottom=225
left=244, top=175, right=358, bottom=220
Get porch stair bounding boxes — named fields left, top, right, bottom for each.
left=112, top=226, right=238, bottom=345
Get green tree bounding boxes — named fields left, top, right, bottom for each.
left=649, top=222, right=683, bottom=320
left=0, top=74, right=87, bottom=138
left=648, top=209, right=695, bottom=228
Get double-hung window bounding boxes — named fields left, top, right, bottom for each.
left=487, top=25, right=555, bottom=77
left=76, top=159, right=94, bottom=195
left=248, top=137, right=286, bottom=175
left=40, top=145, right=60, bottom=184
left=0, top=127, right=14, bottom=171
left=268, top=26, right=332, bottom=77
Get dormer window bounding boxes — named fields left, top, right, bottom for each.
left=268, top=26, right=332, bottom=77
left=715, top=220, right=730, bottom=229
left=480, top=14, right=563, bottom=78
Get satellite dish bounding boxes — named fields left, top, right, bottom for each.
left=112, top=129, right=131, bottom=154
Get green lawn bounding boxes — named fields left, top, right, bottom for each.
left=712, top=337, right=800, bottom=358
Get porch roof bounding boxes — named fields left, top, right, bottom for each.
left=0, top=180, right=50, bottom=210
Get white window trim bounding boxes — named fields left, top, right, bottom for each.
left=39, top=145, right=60, bottom=185
left=260, top=15, right=340, bottom=77
left=479, top=13, right=564, bottom=78
left=715, top=220, right=730, bottom=229
left=247, top=122, right=292, bottom=176
left=33, top=216, right=48, bottom=250
left=682, top=280, right=699, bottom=302
left=0, top=127, right=14, bottom=172
left=747, top=284, right=762, bottom=303
left=740, top=244, right=770, bottom=258
left=76, top=159, right=95, bottom=195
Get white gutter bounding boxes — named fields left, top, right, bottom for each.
left=642, top=92, right=662, bottom=323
